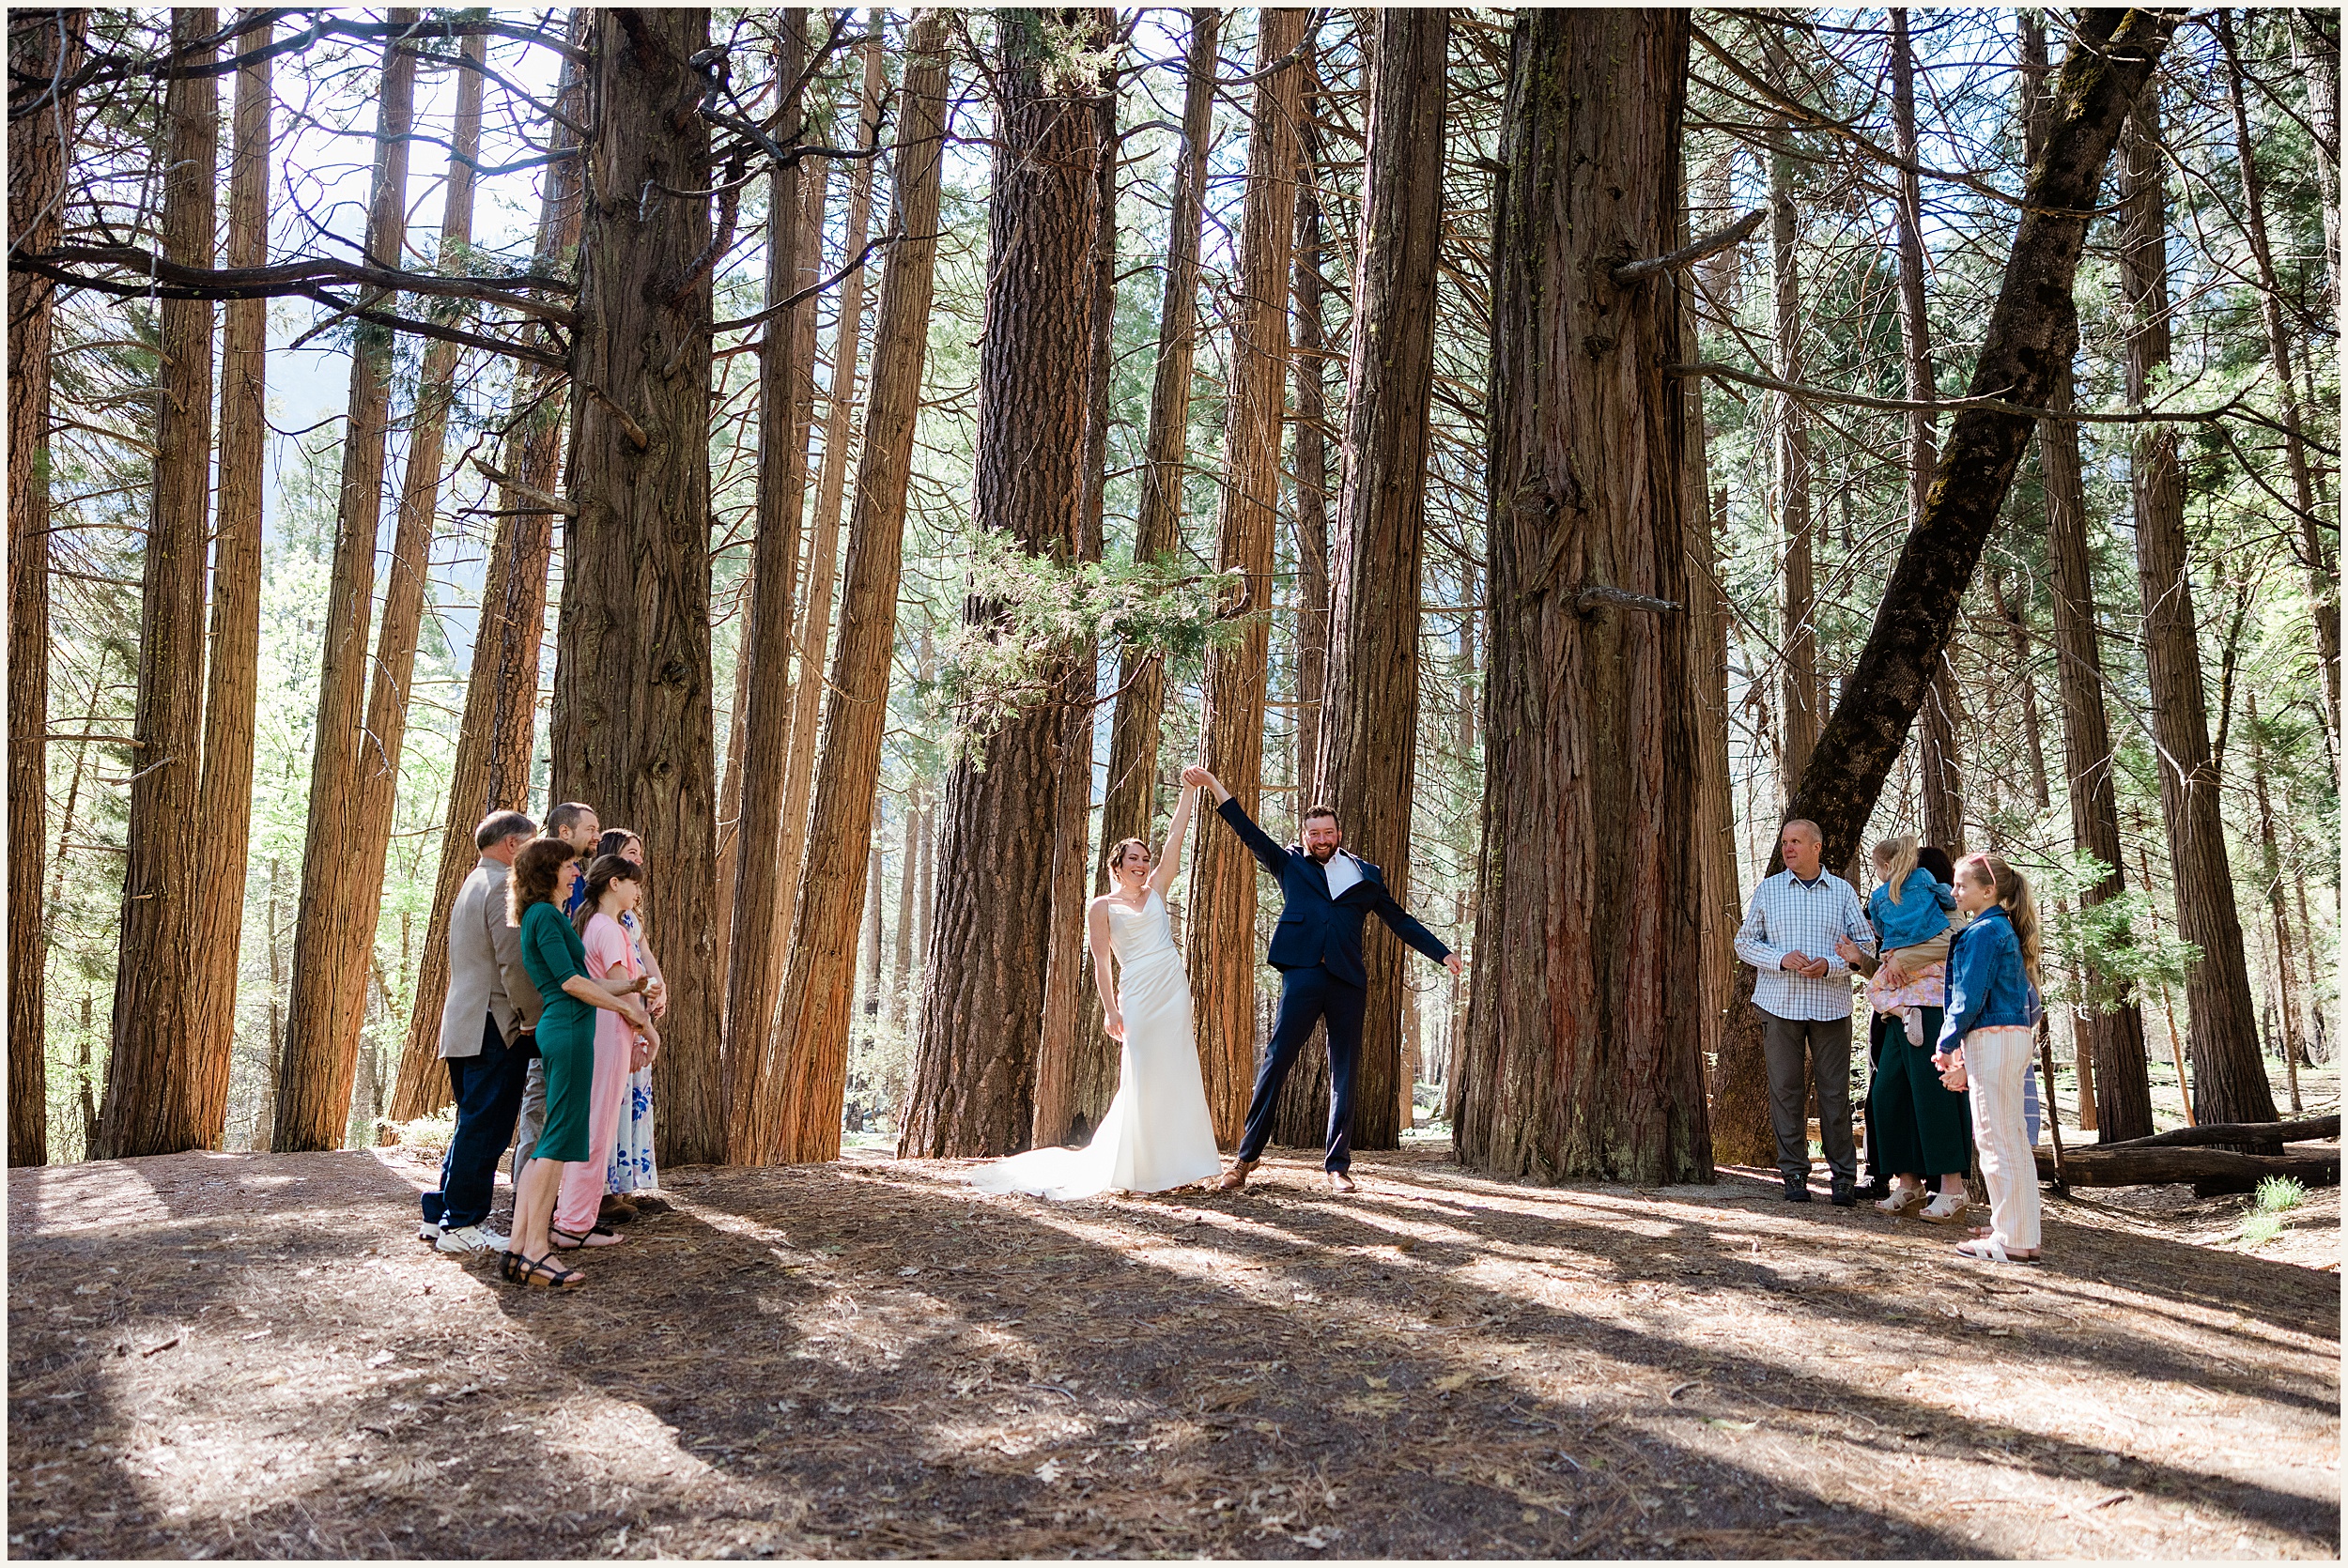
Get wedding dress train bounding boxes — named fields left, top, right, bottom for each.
left=964, top=890, right=1222, bottom=1199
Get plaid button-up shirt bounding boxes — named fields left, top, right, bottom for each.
left=1736, top=869, right=1874, bottom=1022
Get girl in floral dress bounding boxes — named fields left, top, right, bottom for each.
left=595, top=830, right=662, bottom=1210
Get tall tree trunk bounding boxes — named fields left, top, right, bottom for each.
left=269, top=15, right=418, bottom=1152
left=552, top=6, right=725, bottom=1166
left=1769, top=32, right=1817, bottom=796
left=904, top=8, right=1109, bottom=1161
left=388, top=19, right=588, bottom=1122
left=1034, top=54, right=1120, bottom=1150
left=1892, top=8, right=1964, bottom=856
left=98, top=9, right=221, bottom=1160
left=1715, top=9, right=2177, bottom=1125
left=765, top=10, right=950, bottom=1162
left=1096, top=8, right=1219, bottom=886
left=2246, top=695, right=2305, bottom=1114
left=2294, top=10, right=2340, bottom=332
left=1290, top=35, right=1332, bottom=815
left=722, top=15, right=813, bottom=1162
left=8, top=7, right=83, bottom=1167
left=887, top=783, right=919, bottom=1029
left=767, top=152, right=844, bottom=989
left=1305, top=7, right=1447, bottom=1156
left=2020, top=8, right=2150, bottom=1144
left=1990, top=569, right=2050, bottom=807
left=1187, top=7, right=1310, bottom=1147
left=2219, top=12, right=2339, bottom=752
left=185, top=13, right=274, bottom=1146
left=861, top=823, right=886, bottom=1024
left=1457, top=8, right=1711, bottom=1186
left=2117, top=85, right=2277, bottom=1128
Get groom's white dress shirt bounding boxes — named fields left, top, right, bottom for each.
left=1321, top=850, right=1363, bottom=899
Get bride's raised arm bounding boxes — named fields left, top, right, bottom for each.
left=1148, top=778, right=1198, bottom=896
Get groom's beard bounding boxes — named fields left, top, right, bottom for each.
left=1308, top=845, right=1337, bottom=863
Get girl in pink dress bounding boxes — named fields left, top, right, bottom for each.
left=552, top=855, right=653, bottom=1250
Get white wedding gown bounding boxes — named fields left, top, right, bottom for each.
left=965, top=889, right=1223, bottom=1199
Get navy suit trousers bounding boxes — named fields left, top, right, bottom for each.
left=421, top=1012, right=532, bottom=1231
left=1236, top=965, right=1368, bottom=1173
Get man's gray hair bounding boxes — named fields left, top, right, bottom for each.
left=1781, top=818, right=1823, bottom=842
left=475, top=810, right=537, bottom=850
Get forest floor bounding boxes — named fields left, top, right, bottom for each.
left=9, top=1130, right=2339, bottom=1560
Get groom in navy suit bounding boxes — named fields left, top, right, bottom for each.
left=1185, top=766, right=1464, bottom=1194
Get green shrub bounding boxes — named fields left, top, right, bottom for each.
left=385, top=1108, right=457, bottom=1157
left=2238, top=1212, right=2286, bottom=1248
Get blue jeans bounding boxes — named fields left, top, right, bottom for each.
left=1236, top=965, right=1368, bottom=1173
left=421, top=1013, right=532, bottom=1232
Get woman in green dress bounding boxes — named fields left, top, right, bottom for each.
left=506, top=837, right=653, bottom=1288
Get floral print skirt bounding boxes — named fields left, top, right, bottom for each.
left=606, top=1067, right=658, bottom=1193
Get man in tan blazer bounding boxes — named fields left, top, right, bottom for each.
left=418, top=810, right=542, bottom=1253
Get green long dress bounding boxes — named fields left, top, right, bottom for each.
left=519, top=899, right=596, bottom=1164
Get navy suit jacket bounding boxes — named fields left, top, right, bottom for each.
left=1214, top=797, right=1450, bottom=990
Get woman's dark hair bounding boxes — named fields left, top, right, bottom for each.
left=509, top=838, right=576, bottom=927
left=1916, top=846, right=1956, bottom=886
left=1108, top=837, right=1151, bottom=874
left=595, top=827, right=641, bottom=864
left=572, top=855, right=644, bottom=936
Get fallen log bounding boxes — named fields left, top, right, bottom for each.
left=2093, top=1115, right=2339, bottom=1151
left=2033, top=1143, right=2340, bottom=1193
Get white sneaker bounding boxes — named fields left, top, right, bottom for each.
left=417, top=1221, right=442, bottom=1243
left=437, top=1223, right=509, bottom=1254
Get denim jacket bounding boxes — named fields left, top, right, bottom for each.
left=1935, top=904, right=2040, bottom=1051
left=1868, top=868, right=1955, bottom=952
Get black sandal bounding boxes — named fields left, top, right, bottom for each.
left=510, top=1251, right=584, bottom=1289
left=549, top=1222, right=621, bottom=1251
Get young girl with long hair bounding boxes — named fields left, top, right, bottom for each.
left=1931, top=853, right=2046, bottom=1264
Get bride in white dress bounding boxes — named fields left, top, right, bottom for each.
left=965, top=779, right=1223, bottom=1199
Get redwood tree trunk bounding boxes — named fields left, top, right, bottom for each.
left=270, top=15, right=418, bottom=1152
left=1305, top=7, right=1447, bottom=1156
left=1456, top=8, right=1711, bottom=1186
left=98, top=9, right=220, bottom=1161
left=1290, top=36, right=1332, bottom=813
left=388, top=20, right=587, bottom=1122
left=1095, top=8, right=1218, bottom=886
left=187, top=13, right=274, bottom=1145
left=904, top=8, right=1108, bottom=1161
left=722, top=15, right=812, bottom=1162
left=7, top=8, right=82, bottom=1167
left=552, top=6, right=726, bottom=1166
left=1186, top=7, right=1310, bottom=1147
left=766, top=9, right=949, bottom=1163
left=2117, top=85, right=2276, bottom=1128
left=1034, top=55, right=1119, bottom=1150
left=1768, top=34, right=1817, bottom=796
left=1758, top=7, right=2176, bottom=874
left=2247, top=695, right=2306, bottom=1113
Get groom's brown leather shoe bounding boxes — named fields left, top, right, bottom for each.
left=1215, top=1159, right=1258, bottom=1191
left=1326, top=1170, right=1358, bottom=1194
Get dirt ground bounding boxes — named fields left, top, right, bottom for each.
left=8, top=1140, right=2339, bottom=1560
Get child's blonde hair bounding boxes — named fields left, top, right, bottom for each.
left=1956, top=852, right=2042, bottom=988
left=1873, top=834, right=1920, bottom=903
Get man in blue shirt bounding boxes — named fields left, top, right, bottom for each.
left=1734, top=819, right=1874, bottom=1205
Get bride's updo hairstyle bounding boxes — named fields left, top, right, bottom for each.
left=1108, top=838, right=1151, bottom=875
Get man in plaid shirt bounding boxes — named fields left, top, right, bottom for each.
left=1736, top=819, right=1874, bottom=1206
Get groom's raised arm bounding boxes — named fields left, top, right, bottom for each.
left=1213, top=796, right=1290, bottom=878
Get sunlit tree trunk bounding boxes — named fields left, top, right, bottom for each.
left=269, top=15, right=418, bottom=1152
left=904, top=8, right=1109, bottom=1160
left=1187, top=7, right=1310, bottom=1147
left=2117, top=85, right=2276, bottom=1128
left=765, top=10, right=949, bottom=1162
left=552, top=6, right=726, bottom=1165
left=98, top=9, right=222, bottom=1160
left=1457, top=8, right=1712, bottom=1186
left=7, top=8, right=84, bottom=1167
left=1768, top=31, right=1816, bottom=797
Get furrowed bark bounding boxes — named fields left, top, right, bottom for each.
left=1456, top=8, right=1712, bottom=1186
left=904, top=8, right=1109, bottom=1161
left=98, top=9, right=221, bottom=1160
left=552, top=6, right=725, bottom=1166
left=1187, top=7, right=1310, bottom=1147
left=765, top=9, right=948, bottom=1163
left=7, top=8, right=82, bottom=1167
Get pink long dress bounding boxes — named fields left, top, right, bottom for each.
left=554, top=911, right=641, bottom=1239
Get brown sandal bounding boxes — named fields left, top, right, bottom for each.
left=507, top=1252, right=585, bottom=1289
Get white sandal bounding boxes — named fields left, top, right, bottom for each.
left=1918, top=1191, right=1969, bottom=1224
left=1875, top=1183, right=1925, bottom=1216
left=1955, top=1235, right=2039, bottom=1264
